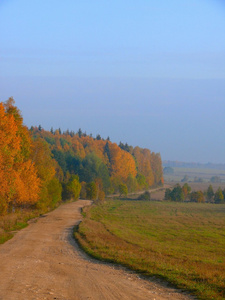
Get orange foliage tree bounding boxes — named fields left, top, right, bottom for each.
left=0, top=98, right=40, bottom=214
left=133, top=147, right=154, bottom=187
left=151, top=152, right=164, bottom=185
left=31, top=138, right=61, bottom=210
left=108, top=143, right=137, bottom=189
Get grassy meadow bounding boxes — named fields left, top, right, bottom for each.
left=75, top=200, right=225, bottom=300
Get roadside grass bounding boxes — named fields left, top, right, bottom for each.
left=75, top=200, right=225, bottom=300
left=0, top=209, right=39, bottom=244
left=0, top=199, right=72, bottom=245
left=0, top=198, right=79, bottom=245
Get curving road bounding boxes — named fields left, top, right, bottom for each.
left=0, top=200, right=195, bottom=300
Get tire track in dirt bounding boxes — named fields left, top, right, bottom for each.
left=0, top=200, right=195, bottom=300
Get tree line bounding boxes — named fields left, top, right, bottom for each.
left=0, top=98, right=163, bottom=215
left=165, top=183, right=225, bottom=203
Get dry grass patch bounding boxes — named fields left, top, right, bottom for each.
left=0, top=209, right=42, bottom=244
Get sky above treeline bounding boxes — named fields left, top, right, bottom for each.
left=0, top=0, right=225, bottom=164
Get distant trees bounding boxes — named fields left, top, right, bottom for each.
left=189, top=191, right=205, bottom=203
left=166, top=184, right=184, bottom=202
left=163, top=167, right=174, bottom=175
left=181, top=175, right=189, bottom=182
left=214, top=188, right=224, bottom=204
left=182, top=183, right=191, bottom=199
left=194, top=177, right=203, bottom=183
left=206, top=185, right=214, bottom=202
left=210, top=176, right=221, bottom=183
left=165, top=183, right=204, bottom=203
left=165, top=183, right=225, bottom=204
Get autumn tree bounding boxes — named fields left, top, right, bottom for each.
left=136, top=173, right=148, bottom=190
left=47, top=177, right=62, bottom=207
left=133, top=147, right=154, bottom=187
left=109, top=143, right=137, bottom=183
left=0, top=98, right=40, bottom=212
left=86, top=182, right=97, bottom=200
left=0, top=102, right=19, bottom=212
left=182, top=183, right=191, bottom=200
left=126, top=174, right=138, bottom=193
left=189, top=191, right=205, bottom=203
left=214, top=187, right=224, bottom=204
left=119, top=183, right=128, bottom=197
left=63, top=175, right=81, bottom=200
left=151, top=152, right=164, bottom=186
left=31, top=138, right=59, bottom=210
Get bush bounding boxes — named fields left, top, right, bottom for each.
left=118, top=184, right=128, bottom=197
left=63, top=175, right=81, bottom=201
left=138, top=191, right=151, bottom=201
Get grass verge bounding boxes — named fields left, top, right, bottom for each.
left=0, top=200, right=68, bottom=245
left=0, top=209, right=41, bottom=244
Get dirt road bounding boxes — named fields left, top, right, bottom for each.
left=0, top=200, right=195, bottom=300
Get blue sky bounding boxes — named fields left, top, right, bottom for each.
left=0, top=0, right=225, bottom=163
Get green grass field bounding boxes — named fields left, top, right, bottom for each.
left=75, top=200, right=225, bottom=300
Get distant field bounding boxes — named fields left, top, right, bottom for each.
left=164, top=167, right=225, bottom=183
left=76, top=200, right=225, bottom=300
left=141, top=183, right=225, bottom=202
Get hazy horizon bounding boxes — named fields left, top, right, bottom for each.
left=1, top=1, right=225, bottom=164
